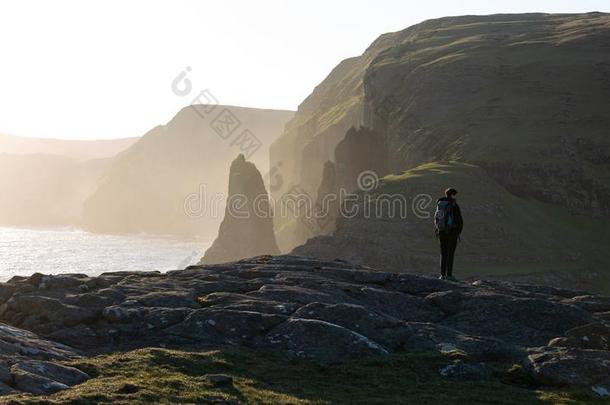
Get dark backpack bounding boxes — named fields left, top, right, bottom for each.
left=434, top=199, right=455, bottom=233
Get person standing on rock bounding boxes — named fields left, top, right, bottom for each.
left=434, top=188, right=463, bottom=281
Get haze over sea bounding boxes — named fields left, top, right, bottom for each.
left=0, top=227, right=208, bottom=281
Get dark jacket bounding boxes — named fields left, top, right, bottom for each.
left=437, top=197, right=463, bottom=236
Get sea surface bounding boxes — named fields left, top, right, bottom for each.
left=0, top=226, right=209, bottom=281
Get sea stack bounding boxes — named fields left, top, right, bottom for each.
left=201, top=154, right=280, bottom=264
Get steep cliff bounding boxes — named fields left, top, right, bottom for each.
left=272, top=13, right=610, bottom=250
left=82, top=105, right=293, bottom=239
left=0, top=154, right=108, bottom=227
left=0, top=135, right=136, bottom=228
left=269, top=13, right=610, bottom=289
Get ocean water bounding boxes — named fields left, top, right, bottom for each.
left=0, top=227, right=209, bottom=281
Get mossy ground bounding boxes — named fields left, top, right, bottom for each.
left=377, top=161, right=610, bottom=292
left=2, top=346, right=606, bottom=404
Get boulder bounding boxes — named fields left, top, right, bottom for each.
left=144, top=308, right=193, bottom=330
left=102, top=305, right=148, bottom=323
left=263, top=318, right=388, bottom=361
left=524, top=346, right=610, bottom=395
left=9, top=295, right=98, bottom=328
left=424, top=290, right=468, bottom=315
left=205, top=374, right=234, bottom=386
left=132, top=291, right=199, bottom=308
left=396, top=322, right=523, bottom=360
left=36, top=274, right=91, bottom=291
left=11, top=360, right=89, bottom=386
left=199, top=292, right=298, bottom=315
left=9, top=359, right=89, bottom=395
left=166, top=308, right=285, bottom=344
left=0, top=322, right=80, bottom=360
left=440, top=294, right=593, bottom=346
left=292, top=302, right=401, bottom=343
left=548, top=322, right=610, bottom=351
left=247, top=284, right=352, bottom=305
left=351, top=286, right=444, bottom=322
left=11, top=370, right=69, bottom=395
left=562, top=295, right=610, bottom=313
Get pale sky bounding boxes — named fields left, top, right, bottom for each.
left=1, top=0, right=608, bottom=140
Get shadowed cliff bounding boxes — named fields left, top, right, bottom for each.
left=268, top=12, right=610, bottom=290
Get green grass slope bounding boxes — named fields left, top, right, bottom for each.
left=364, top=13, right=610, bottom=213
left=3, top=346, right=606, bottom=404
left=295, top=162, right=610, bottom=292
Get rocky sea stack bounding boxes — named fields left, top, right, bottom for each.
left=201, top=154, right=280, bottom=264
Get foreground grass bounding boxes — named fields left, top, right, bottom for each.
left=1, top=346, right=606, bottom=405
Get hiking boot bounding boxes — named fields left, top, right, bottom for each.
left=438, top=274, right=446, bottom=280
left=446, top=275, right=458, bottom=282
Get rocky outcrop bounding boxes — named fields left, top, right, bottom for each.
left=0, top=323, right=79, bottom=361
left=201, top=155, right=280, bottom=264
left=0, top=256, right=609, bottom=396
left=0, top=321, right=88, bottom=395
left=525, top=346, right=610, bottom=395
left=11, top=360, right=89, bottom=395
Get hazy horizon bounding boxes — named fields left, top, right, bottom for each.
left=1, top=0, right=609, bottom=141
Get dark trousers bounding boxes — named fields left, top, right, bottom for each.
left=439, top=233, right=459, bottom=277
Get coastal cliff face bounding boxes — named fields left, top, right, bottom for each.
left=200, top=155, right=280, bottom=264
left=273, top=13, right=610, bottom=219
left=269, top=13, right=610, bottom=289
left=358, top=12, right=610, bottom=213
left=82, top=106, right=293, bottom=239
left=0, top=135, right=136, bottom=229
left=0, top=154, right=108, bottom=227
left=0, top=256, right=609, bottom=399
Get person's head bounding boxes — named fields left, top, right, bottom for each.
left=445, top=188, right=458, bottom=200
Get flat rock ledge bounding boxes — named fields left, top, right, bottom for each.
left=0, top=255, right=609, bottom=397
left=0, top=322, right=87, bottom=395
